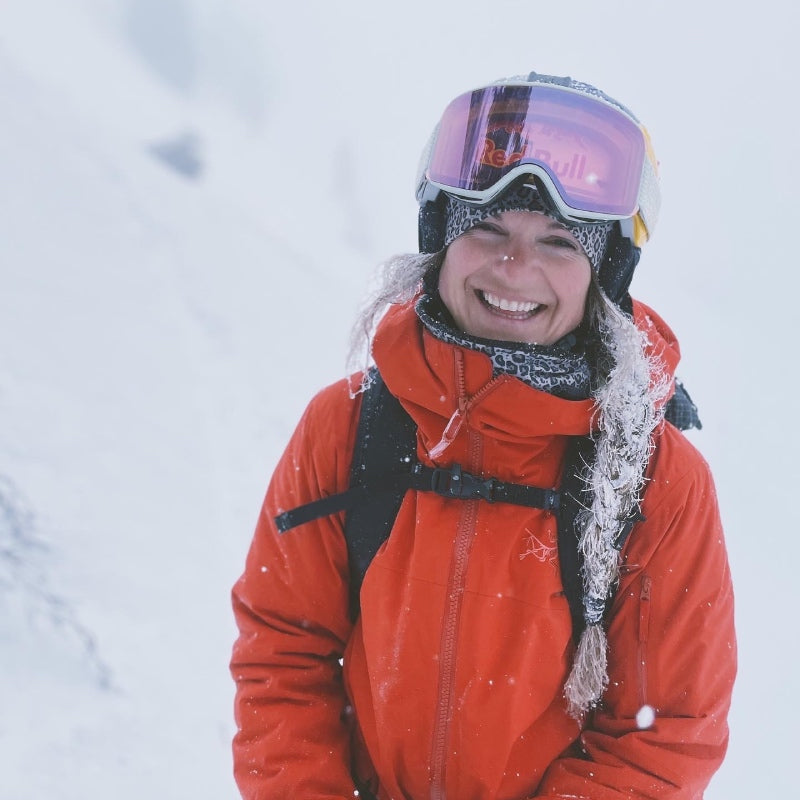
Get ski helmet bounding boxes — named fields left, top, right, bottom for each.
left=416, top=71, right=661, bottom=304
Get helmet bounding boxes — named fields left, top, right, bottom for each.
left=416, top=72, right=661, bottom=304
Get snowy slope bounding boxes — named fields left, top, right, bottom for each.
left=1, top=1, right=798, bottom=798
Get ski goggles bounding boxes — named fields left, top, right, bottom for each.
left=417, top=82, right=660, bottom=236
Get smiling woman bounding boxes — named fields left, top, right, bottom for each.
left=231, top=71, right=736, bottom=800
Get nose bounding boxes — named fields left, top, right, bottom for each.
left=497, top=241, right=546, bottom=272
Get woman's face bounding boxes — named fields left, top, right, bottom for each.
left=438, top=210, right=592, bottom=346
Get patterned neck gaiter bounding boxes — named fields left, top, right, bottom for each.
left=415, top=290, right=594, bottom=400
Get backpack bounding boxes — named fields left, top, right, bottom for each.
left=275, top=368, right=699, bottom=638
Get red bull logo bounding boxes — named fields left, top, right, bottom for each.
left=480, top=138, right=587, bottom=181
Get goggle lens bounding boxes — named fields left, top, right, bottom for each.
left=427, top=85, right=646, bottom=218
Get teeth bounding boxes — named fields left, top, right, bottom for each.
left=483, top=291, right=540, bottom=313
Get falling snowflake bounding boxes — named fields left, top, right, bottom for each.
left=636, top=705, right=656, bottom=729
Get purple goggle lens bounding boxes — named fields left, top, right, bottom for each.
left=425, top=84, right=646, bottom=219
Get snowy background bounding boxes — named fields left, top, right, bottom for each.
left=1, top=0, right=797, bottom=797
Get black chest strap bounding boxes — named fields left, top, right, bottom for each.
left=273, top=462, right=561, bottom=534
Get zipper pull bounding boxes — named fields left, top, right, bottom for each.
left=429, top=400, right=466, bottom=460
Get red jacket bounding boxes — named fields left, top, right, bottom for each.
left=231, top=298, right=736, bottom=799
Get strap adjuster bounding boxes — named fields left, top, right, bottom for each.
left=542, top=489, right=561, bottom=511
left=430, top=463, right=496, bottom=502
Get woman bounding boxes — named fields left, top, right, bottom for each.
left=231, top=72, right=736, bottom=799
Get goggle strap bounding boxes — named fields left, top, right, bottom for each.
left=637, top=158, right=661, bottom=237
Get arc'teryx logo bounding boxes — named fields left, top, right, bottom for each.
left=481, top=138, right=587, bottom=180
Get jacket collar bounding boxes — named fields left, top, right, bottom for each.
left=372, top=300, right=597, bottom=448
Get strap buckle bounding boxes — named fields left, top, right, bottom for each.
left=430, top=463, right=496, bottom=502
left=542, top=489, right=561, bottom=511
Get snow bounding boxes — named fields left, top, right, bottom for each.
left=1, top=0, right=798, bottom=797
left=636, top=705, right=656, bottom=730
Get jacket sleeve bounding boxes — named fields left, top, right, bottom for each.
left=536, top=430, right=737, bottom=799
left=230, top=380, right=359, bottom=799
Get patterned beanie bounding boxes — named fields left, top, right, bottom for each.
left=444, top=184, right=614, bottom=271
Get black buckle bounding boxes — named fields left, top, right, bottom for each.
left=430, top=463, right=496, bottom=502
left=542, top=489, right=560, bottom=511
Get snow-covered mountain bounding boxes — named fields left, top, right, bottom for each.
left=1, top=1, right=798, bottom=797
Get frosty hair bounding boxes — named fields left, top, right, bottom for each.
left=347, top=251, right=443, bottom=390
left=565, top=290, right=670, bottom=716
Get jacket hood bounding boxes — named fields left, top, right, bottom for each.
left=630, top=298, right=681, bottom=406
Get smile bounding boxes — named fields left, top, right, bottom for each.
left=479, top=290, right=541, bottom=316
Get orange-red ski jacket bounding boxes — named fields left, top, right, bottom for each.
left=231, top=297, right=736, bottom=800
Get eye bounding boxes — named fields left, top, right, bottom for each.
left=471, top=220, right=504, bottom=235
left=544, top=235, right=579, bottom=251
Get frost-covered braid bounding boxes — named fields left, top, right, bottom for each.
left=564, top=293, right=670, bottom=718
left=347, top=252, right=442, bottom=392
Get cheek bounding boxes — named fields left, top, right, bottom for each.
left=438, top=253, right=470, bottom=311
left=556, top=263, right=592, bottom=318
left=438, top=260, right=455, bottom=308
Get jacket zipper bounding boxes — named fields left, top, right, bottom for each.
left=638, top=574, right=652, bottom=707
left=429, top=352, right=487, bottom=799
left=429, top=352, right=503, bottom=460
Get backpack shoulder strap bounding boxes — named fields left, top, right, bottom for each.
left=557, top=435, right=596, bottom=643
left=344, top=368, right=417, bottom=620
